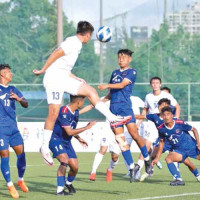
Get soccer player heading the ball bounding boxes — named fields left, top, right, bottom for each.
left=33, top=21, right=131, bottom=166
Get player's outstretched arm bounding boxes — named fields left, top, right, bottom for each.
left=137, top=107, right=148, bottom=129
left=33, top=48, right=65, bottom=75
left=63, top=121, right=96, bottom=136
left=135, top=114, right=146, bottom=120
left=79, top=104, right=94, bottom=115
left=74, top=135, right=88, bottom=147
left=191, top=127, right=200, bottom=150
left=152, top=139, right=164, bottom=165
left=98, top=78, right=130, bottom=90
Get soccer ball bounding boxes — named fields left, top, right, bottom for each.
left=96, top=26, right=112, bottom=43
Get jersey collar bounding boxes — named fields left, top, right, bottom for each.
left=164, top=120, right=175, bottom=130
left=67, top=105, right=75, bottom=115
left=0, top=83, right=9, bottom=88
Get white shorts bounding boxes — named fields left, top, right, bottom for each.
left=99, top=123, right=121, bottom=155
left=142, top=121, right=158, bottom=143
left=43, top=72, right=83, bottom=104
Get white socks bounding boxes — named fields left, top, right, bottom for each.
left=57, top=186, right=64, bottom=193
left=95, top=101, right=116, bottom=122
left=91, top=153, right=104, bottom=173
left=137, top=159, right=144, bottom=172
left=42, top=129, right=53, bottom=147
left=108, top=158, right=119, bottom=171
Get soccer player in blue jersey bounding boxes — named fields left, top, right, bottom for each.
left=98, top=49, right=151, bottom=182
left=152, top=106, right=200, bottom=186
left=49, top=95, right=96, bottom=195
left=136, top=98, right=199, bottom=182
left=0, top=64, right=29, bottom=198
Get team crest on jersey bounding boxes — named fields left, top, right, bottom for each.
left=176, top=129, right=180, bottom=133
left=133, top=71, right=136, bottom=74
left=62, top=114, right=67, bottom=118
left=154, top=102, right=158, bottom=109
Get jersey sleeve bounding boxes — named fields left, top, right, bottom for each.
left=59, top=113, right=71, bottom=127
left=60, top=37, right=76, bottom=55
left=182, top=122, right=192, bottom=132
left=166, top=93, right=177, bottom=106
left=12, top=87, right=23, bottom=98
left=146, top=114, right=155, bottom=122
left=109, top=71, right=114, bottom=84
left=124, top=69, right=137, bottom=83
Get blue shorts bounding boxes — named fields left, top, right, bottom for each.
left=49, top=137, right=77, bottom=159
left=0, top=125, right=24, bottom=151
left=110, top=102, right=136, bottom=128
left=173, top=138, right=200, bottom=162
left=163, top=140, right=173, bottom=153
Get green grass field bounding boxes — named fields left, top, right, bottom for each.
left=1, top=152, right=200, bottom=200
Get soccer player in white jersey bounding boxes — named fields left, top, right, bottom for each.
left=136, top=77, right=181, bottom=178
left=33, top=21, right=131, bottom=166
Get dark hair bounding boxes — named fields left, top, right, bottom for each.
left=161, top=106, right=173, bottom=114
left=0, top=64, right=11, bottom=71
left=70, top=95, right=85, bottom=103
left=161, top=86, right=171, bottom=93
left=76, top=21, right=94, bottom=35
left=118, top=49, right=134, bottom=57
left=158, top=98, right=171, bottom=106
left=150, top=76, right=162, bottom=84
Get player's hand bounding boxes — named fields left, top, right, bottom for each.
left=76, top=77, right=86, bottom=84
left=78, top=138, right=88, bottom=147
left=33, top=69, right=44, bottom=76
left=9, top=92, right=22, bottom=102
left=152, top=158, right=159, bottom=166
left=87, top=121, right=96, bottom=129
left=98, top=84, right=108, bottom=90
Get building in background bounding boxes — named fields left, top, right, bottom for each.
left=167, top=2, right=200, bottom=35
left=130, top=26, right=148, bottom=44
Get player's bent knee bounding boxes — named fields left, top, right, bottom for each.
left=165, top=157, right=172, bottom=163
left=60, top=162, right=68, bottom=167
left=115, top=134, right=128, bottom=151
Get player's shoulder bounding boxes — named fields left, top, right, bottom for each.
left=174, top=119, right=184, bottom=124
left=145, top=92, right=154, bottom=98
left=157, top=122, right=165, bottom=130
left=61, top=105, right=69, bottom=114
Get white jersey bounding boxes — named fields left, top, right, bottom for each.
left=46, top=35, right=82, bottom=76
left=130, top=96, right=144, bottom=115
left=144, top=91, right=177, bottom=114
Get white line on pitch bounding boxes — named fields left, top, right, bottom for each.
left=126, top=193, right=200, bottom=200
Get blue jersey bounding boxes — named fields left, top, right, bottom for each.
left=52, top=105, right=79, bottom=142
left=109, top=68, right=137, bottom=105
left=0, top=85, right=23, bottom=126
left=158, top=120, right=194, bottom=149
left=146, top=113, right=164, bottom=128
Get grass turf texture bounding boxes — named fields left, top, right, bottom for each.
left=0, top=152, right=200, bottom=200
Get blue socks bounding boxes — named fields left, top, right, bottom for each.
left=67, top=175, right=76, bottom=183
left=140, top=145, right=149, bottom=160
left=192, top=168, right=199, bottom=177
left=122, top=149, right=134, bottom=166
left=57, top=176, right=65, bottom=187
left=1, top=157, right=11, bottom=183
left=17, top=153, right=26, bottom=178
left=167, top=162, right=181, bottom=179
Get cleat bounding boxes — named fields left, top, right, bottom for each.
left=134, top=170, right=141, bottom=180
left=196, top=175, right=200, bottom=182
left=156, top=161, right=163, bottom=169
left=65, top=184, right=76, bottom=194
left=40, top=146, right=54, bottom=166
left=124, top=172, right=130, bottom=178
left=17, top=180, right=29, bottom=192
left=130, top=164, right=140, bottom=183
left=144, top=159, right=153, bottom=174
left=56, top=190, right=72, bottom=196
left=89, top=173, right=96, bottom=181
left=8, top=185, right=19, bottom=199
left=110, top=116, right=132, bottom=127
left=140, top=172, right=149, bottom=182
left=106, top=169, right=112, bottom=182
left=170, top=179, right=185, bottom=186
left=148, top=168, right=154, bottom=177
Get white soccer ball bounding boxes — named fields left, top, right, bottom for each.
left=96, top=26, right=112, bottom=43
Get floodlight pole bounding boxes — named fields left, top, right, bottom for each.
left=99, top=0, right=104, bottom=83
left=57, top=0, right=63, bottom=46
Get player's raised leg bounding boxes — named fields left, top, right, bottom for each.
left=77, top=83, right=131, bottom=126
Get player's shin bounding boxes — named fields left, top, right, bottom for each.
left=1, top=157, right=12, bottom=184
left=17, top=153, right=26, bottom=179
left=167, top=162, right=182, bottom=180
